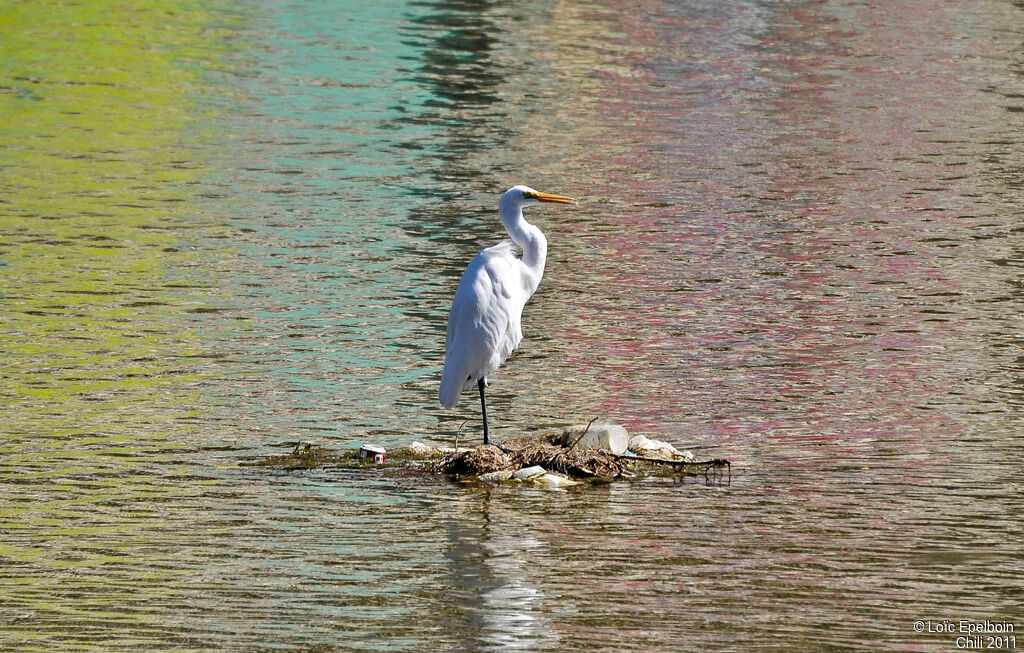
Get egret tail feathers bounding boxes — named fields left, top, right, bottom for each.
left=439, top=364, right=466, bottom=409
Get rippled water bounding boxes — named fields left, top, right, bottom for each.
left=3, top=0, right=1024, bottom=650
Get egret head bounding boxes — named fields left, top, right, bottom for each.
left=502, top=185, right=577, bottom=209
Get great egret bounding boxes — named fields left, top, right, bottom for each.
left=439, top=185, right=577, bottom=444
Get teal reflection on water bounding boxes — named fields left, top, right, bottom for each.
left=199, top=0, right=501, bottom=446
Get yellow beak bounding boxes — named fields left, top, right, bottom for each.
left=525, top=190, right=577, bottom=205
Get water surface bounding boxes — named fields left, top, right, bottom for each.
left=2, top=0, right=1023, bottom=650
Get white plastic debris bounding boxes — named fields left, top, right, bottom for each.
left=478, top=470, right=515, bottom=482
left=563, top=423, right=630, bottom=455
left=512, top=466, right=547, bottom=480
left=406, top=441, right=458, bottom=456
left=628, top=435, right=696, bottom=462
left=536, top=472, right=579, bottom=488
left=505, top=466, right=579, bottom=487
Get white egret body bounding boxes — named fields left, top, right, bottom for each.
left=439, top=185, right=576, bottom=444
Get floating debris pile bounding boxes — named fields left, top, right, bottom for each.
left=247, top=423, right=730, bottom=485
left=434, top=444, right=511, bottom=475
left=422, top=423, right=728, bottom=485
left=246, top=442, right=355, bottom=470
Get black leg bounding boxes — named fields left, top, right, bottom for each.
left=477, top=377, right=490, bottom=445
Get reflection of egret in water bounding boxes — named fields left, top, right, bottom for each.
left=443, top=489, right=560, bottom=650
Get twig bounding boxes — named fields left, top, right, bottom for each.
left=454, top=420, right=468, bottom=452
left=612, top=447, right=731, bottom=484
left=706, top=461, right=731, bottom=485
left=567, top=416, right=601, bottom=450
left=616, top=454, right=731, bottom=470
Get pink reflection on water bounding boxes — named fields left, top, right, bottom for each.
left=551, top=0, right=979, bottom=458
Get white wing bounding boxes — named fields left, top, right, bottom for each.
left=439, top=241, right=529, bottom=408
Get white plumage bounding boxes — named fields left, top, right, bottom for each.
left=439, top=185, right=576, bottom=443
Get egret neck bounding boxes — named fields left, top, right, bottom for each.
left=499, top=193, right=547, bottom=295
